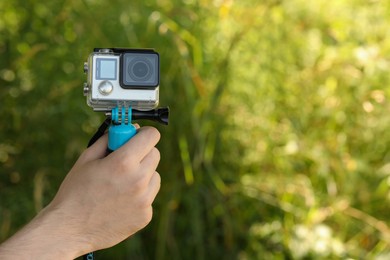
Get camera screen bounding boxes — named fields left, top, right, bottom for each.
left=96, top=58, right=117, bottom=80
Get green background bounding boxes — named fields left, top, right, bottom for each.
left=1, top=0, right=390, bottom=259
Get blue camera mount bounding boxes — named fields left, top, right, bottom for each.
left=108, top=106, right=137, bottom=151
left=107, top=105, right=169, bottom=151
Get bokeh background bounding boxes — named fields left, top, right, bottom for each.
left=1, top=0, right=390, bottom=259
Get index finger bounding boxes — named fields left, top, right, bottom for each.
left=110, top=126, right=161, bottom=163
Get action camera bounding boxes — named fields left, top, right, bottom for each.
left=83, top=48, right=160, bottom=111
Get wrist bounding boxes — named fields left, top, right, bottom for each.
left=0, top=204, right=92, bottom=259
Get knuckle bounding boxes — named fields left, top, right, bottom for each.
left=141, top=207, right=153, bottom=226
left=138, top=193, right=153, bottom=208
left=137, top=175, right=160, bottom=207
left=141, top=127, right=161, bottom=141
left=154, top=172, right=161, bottom=189
left=78, top=149, right=92, bottom=164
left=151, top=147, right=161, bottom=162
left=132, top=178, right=148, bottom=193
left=116, top=161, right=129, bottom=175
left=153, top=128, right=161, bottom=140
left=115, top=155, right=137, bottom=175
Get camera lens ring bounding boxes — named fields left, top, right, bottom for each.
left=127, top=57, right=153, bottom=82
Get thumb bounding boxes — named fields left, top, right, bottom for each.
left=77, top=134, right=108, bottom=165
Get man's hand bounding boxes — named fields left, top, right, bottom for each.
left=0, top=126, right=161, bottom=259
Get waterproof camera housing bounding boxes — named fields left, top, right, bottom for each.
left=83, top=48, right=159, bottom=111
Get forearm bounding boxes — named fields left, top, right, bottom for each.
left=0, top=206, right=90, bottom=259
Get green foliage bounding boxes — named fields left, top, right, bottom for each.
left=1, top=0, right=390, bottom=259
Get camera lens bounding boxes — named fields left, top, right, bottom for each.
left=121, top=52, right=159, bottom=88
left=128, top=58, right=153, bottom=81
